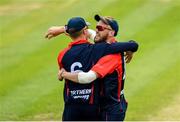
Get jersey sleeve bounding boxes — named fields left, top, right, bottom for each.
left=104, top=41, right=139, bottom=55
left=57, top=47, right=70, bottom=69
left=91, top=54, right=121, bottom=78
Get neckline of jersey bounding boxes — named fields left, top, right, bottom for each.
left=68, top=39, right=91, bottom=47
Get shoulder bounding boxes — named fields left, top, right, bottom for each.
left=100, top=54, right=121, bottom=61
left=91, top=42, right=109, bottom=50
left=57, top=47, right=71, bottom=62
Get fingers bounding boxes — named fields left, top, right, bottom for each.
left=45, top=26, right=65, bottom=39
left=45, top=33, right=48, bottom=38
left=125, top=55, right=132, bottom=63
left=45, top=27, right=56, bottom=39
left=58, top=69, right=64, bottom=81
left=47, top=34, right=54, bottom=39
left=58, top=68, right=66, bottom=81
left=125, top=51, right=133, bottom=63
left=45, top=30, right=54, bottom=39
left=58, top=69, right=62, bottom=76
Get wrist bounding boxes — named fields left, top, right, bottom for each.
left=62, top=26, right=65, bottom=33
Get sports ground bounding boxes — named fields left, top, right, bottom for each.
left=0, top=0, right=180, bottom=120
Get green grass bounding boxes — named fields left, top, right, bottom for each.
left=0, top=0, right=180, bottom=120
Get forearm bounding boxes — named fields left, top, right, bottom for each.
left=54, top=26, right=66, bottom=35
left=78, top=70, right=98, bottom=84
left=62, top=70, right=98, bottom=84
left=62, top=72, right=79, bottom=83
left=45, top=26, right=66, bottom=39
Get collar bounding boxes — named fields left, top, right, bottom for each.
left=68, top=39, right=90, bottom=47
left=107, top=37, right=117, bottom=44
left=109, top=37, right=117, bottom=43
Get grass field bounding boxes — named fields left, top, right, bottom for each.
left=0, top=0, right=180, bottom=120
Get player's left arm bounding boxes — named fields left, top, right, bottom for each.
left=58, top=68, right=79, bottom=82
left=105, top=40, right=139, bottom=54
left=125, top=51, right=134, bottom=63
left=60, top=54, right=119, bottom=84
left=59, top=68, right=98, bottom=84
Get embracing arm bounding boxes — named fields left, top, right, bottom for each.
left=59, top=54, right=119, bottom=84
left=61, top=70, right=79, bottom=83
left=105, top=40, right=139, bottom=55
left=45, top=26, right=66, bottom=39
left=45, top=25, right=96, bottom=41
left=59, top=69, right=98, bottom=84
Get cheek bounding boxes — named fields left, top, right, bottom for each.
left=97, top=31, right=107, bottom=38
left=99, top=31, right=105, bottom=35
left=96, top=31, right=101, bottom=37
left=101, top=31, right=108, bottom=37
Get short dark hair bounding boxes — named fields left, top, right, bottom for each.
left=68, top=29, right=84, bottom=39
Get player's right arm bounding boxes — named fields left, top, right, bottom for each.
left=59, top=69, right=98, bottom=84
left=45, top=26, right=95, bottom=40
left=45, top=26, right=66, bottom=39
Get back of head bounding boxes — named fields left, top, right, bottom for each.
left=65, top=17, right=89, bottom=39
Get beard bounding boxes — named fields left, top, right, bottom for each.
left=94, top=33, right=108, bottom=43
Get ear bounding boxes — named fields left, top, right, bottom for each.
left=108, top=31, right=115, bottom=37
left=83, top=29, right=88, bottom=35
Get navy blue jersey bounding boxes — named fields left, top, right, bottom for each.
left=58, top=39, right=138, bottom=105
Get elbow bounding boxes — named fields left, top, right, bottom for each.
left=129, top=40, right=139, bottom=52
left=133, top=42, right=139, bottom=52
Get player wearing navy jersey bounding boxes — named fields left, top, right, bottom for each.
left=45, top=16, right=138, bottom=121
left=58, top=15, right=138, bottom=121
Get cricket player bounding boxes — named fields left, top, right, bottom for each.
left=45, top=16, right=138, bottom=121
left=57, top=15, right=136, bottom=121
